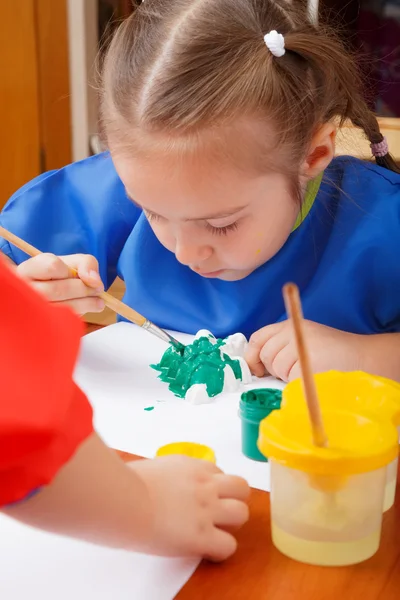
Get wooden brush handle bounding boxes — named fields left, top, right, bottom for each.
left=0, top=225, right=147, bottom=327
left=0, top=227, right=42, bottom=259
left=100, top=292, right=146, bottom=327
left=283, top=283, right=328, bottom=448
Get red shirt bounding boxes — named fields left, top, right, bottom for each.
left=0, top=257, right=93, bottom=506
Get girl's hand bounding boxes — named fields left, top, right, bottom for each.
left=130, top=456, right=250, bottom=561
left=245, top=320, right=364, bottom=382
left=17, top=253, right=105, bottom=315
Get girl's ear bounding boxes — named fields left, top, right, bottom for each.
left=302, top=123, right=336, bottom=179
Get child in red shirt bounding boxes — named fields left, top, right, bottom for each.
left=0, top=256, right=249, bottom=560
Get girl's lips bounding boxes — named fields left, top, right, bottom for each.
left=196, top=269, right=225, bottom=278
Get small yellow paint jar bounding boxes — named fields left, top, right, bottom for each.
left=282, top=371, right=400, bottom=511
left=156, top=442, right=216, bottom=463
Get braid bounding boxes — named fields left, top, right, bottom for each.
left=350, top=109, right=400, bottom=174
left=281, top=18, right=400, bottom=175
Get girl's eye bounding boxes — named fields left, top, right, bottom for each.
left=145, top=211, right=162, bottom=223
left=205, top=221, right=239, bottom=236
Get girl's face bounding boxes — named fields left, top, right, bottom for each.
left=112, top=129, right=300, bottom=281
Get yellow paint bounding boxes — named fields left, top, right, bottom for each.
left=272, top=523, right=380, bottom=566
left=156, top=441, right=216, bottom=463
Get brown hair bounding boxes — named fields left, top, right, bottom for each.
left=100, top=0, right=399, bottom=176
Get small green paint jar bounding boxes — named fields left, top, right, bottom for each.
left=239, top=389, right=282, bottom=462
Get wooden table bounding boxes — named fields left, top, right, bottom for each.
left=116, top=450, right=400, bottom=600
left=87, top=324, right=400, bottom=600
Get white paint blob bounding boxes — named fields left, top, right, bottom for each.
left=185, top=383, right=211, bottom=405
left=222, top=364, right=241, bottom=393
left=222, top=333, right=248, bottom=358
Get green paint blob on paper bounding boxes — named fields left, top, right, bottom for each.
left=151, top=335, right=242, bottom=399
left=144, top=406, right=155, bottom=412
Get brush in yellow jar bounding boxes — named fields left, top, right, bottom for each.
left=258, top=408, right=398, bottom=566
left=259, top=284, right=398, bottom=566
left=282, top=371, right=400, bottom=511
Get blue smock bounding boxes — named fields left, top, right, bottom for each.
left=1, top=154, right=399, bottom=338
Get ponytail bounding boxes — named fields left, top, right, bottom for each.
left=284, top=29, right=400, bottom=174
left=350, top=114, right=400, bottom=174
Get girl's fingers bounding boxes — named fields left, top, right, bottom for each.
left=54, top=296, right=105, bottom=315
left=61, top=255, right=104, bottom=291
left=203, top=528, right=238, bottom=562
left=270, top=344, right=298, bottom=383
left=245, top=356, right=265, bottom=378
left=17, top=253, right=71, bottom=281
left=246, top=323, right=286, bottom=376
left=33, top=278, right=102, bottom=303
left=213, top=499, right=249, bottom=528
left=288, top=360, right=301, bottom=382
left=259, top=332, right=291, bottom=379
left=17, top=253, right=104, bottom=294
left=214, top=474, right=250, bottom=501
left=245, top=335, right=267, bottom=376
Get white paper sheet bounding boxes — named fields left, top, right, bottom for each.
left=0, top=514, right=198, bottom=600
left=75, top=322, right=284, bottom=492
left=0, top=323, right=282, bottom=600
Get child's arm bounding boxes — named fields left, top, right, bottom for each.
left=3, top=431, right=248, bottom=560
left=359, top=333, right=400, bottom=382
left=0, top=256, right=248, bottom=560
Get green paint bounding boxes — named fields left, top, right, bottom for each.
left=240, top=388, right=282, bottom=412
left=151, top=336, right=242, bottom=399
left=239, top=389, right=282, bottom=462
left=144, top=406, right=155, bottom=411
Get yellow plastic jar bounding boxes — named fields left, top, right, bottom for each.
left=282, top=371, right=400, bottom=511
left=258, top=408, right=398, bottom=566
left=156, top=442, right=216, bottom=463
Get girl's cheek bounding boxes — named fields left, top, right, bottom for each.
left=149, top=223, right=176, bottom=252
left=217, top=233, right=256, bottom=266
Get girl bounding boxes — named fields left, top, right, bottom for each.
left=0, top=255, right=249, bottom=560
left=1, top=0, right=400, bottom=383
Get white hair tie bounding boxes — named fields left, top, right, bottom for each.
left=264, top=30, right=285, bottom=58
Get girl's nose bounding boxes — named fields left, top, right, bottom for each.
left=175, top=239, right=213, bottom=266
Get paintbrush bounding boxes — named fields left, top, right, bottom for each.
left=283, top=282, right=328, bottom=448
left=0, top=226, right=185, bottom=352
left=283, top=284, right=343, bottom=512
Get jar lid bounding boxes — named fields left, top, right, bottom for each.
left=258, top=408, right=398, bottom=475
left=282, top=371, right=400, bottom=427
left=239, top=388, right=282, bottom=422
left=156, top=442, right=216, bottom=463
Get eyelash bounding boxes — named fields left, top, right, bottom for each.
left=205, top=222, right=239, bottom=236
left=146, top=212, right=161, bottom=223
left=146, top=211, right=239, bottom=236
